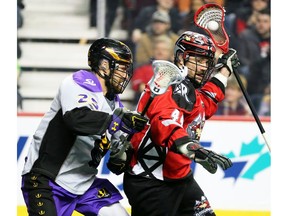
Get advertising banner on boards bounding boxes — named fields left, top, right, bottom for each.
left=17, top=115, right=271, bottom=212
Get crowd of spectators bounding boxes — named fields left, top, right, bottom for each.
left=215, top=74, right=251, bottom=116
left=134, top=10, right=179, bottom=68
left=131, top=35, right=174, bottom=106
left=74, top=0, right=271, bottom=117
left=123, top=0, right=270, bottom=117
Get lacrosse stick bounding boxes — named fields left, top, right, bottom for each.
left=194, top=3, right=271, bottom=152
left=139, top=60, right=187, bottom=116
left=111, top=60, right=187, bottom=158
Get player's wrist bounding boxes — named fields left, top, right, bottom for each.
left=213, top=72, right=228, bottom=87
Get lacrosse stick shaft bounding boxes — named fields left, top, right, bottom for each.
left=233, top=68, right=271, bottom=152
left=139, top=95, right=154, bottom=117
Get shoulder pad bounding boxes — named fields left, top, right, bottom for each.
left=172, top=79, right=195, bottom=111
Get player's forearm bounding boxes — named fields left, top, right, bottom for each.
left=63, top=107, right=111, bottom=135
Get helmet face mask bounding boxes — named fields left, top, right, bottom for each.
left=185, top=54, right=215, bottom=88
left=88, top=38, right=133, bottom=94
left=110, top=63, right=133, bottom=94
left=174, top=31, right=216, bottom=88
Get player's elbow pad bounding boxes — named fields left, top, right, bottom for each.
left=171, top=136, right=201, bottom=159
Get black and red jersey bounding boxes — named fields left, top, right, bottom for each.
left=129, top=77, right=225, bottom=181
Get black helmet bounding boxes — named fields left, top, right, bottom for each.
left=88, top=38, right=133, bottom=95
left=174, top=31, right=216, bottom=88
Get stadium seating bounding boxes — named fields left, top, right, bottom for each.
left=18, top=0, right=133, bottom=113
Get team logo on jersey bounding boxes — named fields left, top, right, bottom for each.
left=173, top=83, right=190, bottom=103
left=84, top=79, right=96, bottom=86
left=111, top=121, right=119, bottom=132
left=172, top=80, right=196, bottom=111
left=187, top=114, right=205, bottom=141
left=97, top=188, right=111, bottom=198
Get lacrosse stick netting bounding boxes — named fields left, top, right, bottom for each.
left=149, top=60, right=187, bottom=96
left=194, top=3, right=229, bottom=53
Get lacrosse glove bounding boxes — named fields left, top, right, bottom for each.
left=216, top=48, right=240, bottom=76
left=108, top=108, right=148, bottom=135
left=174, top=137, right=232, bottom=174
left=107, top=135, right=133, bottom=175
left=88, top=134, right=110, bottom=169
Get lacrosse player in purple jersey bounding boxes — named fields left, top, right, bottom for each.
left=21, top=38, right=148, bottom=216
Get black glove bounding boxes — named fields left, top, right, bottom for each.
left=216, top=48, right=240, bottom=76
left=108, top=108, right=148, bottom=135
left=107, top=135, right=133, bottom=175
left=88, top=134, right=110, bottom=169
left=187, top=143, right=232, bottom=174
left=175, top=138, right=232, bottom=174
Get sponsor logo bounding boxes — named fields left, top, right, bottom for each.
left=221, top=136, right=271, bottom=181
left=84, top=79, right=96, bottom=86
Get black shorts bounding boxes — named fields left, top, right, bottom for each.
left=123, top=172, right=216, bottom=216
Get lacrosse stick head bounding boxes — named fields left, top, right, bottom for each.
left=149, top=60, right=187, bottom=96
left=194, top=3, right=229, bottom=53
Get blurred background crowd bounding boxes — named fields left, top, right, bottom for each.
left=17, top=0, right=271, bottom=117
